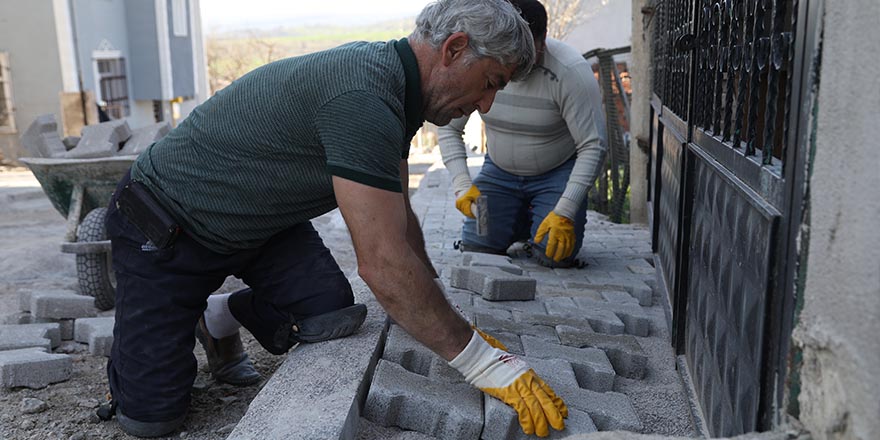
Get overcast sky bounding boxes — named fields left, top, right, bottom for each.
left=200, top=0, right=435, bottom=30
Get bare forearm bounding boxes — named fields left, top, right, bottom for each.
left=360, top=244, right=470, bottom=360
left=405, top=207, right=438, bottom=278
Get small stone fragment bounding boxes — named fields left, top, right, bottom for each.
left=21, top=397, right=48, bottom=414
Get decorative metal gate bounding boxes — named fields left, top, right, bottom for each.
left=646, top=0, right=821, bottom=435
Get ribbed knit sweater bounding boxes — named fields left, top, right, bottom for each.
left=438, top=38, right=606, bottom=219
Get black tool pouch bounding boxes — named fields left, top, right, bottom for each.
left=115, top=181, right=181, bottom=249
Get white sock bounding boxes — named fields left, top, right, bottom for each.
left=204, top=292, right=241, bottom=339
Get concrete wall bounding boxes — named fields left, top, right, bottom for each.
left=0, top=0, right=67, bottom=160
left=626, top=0, right=651, bottom=224
left=793, top=1, right=880, bottom=439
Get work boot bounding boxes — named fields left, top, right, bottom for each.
left=195, top=317, right=263, bottom=386
left=116, top=408, right=187, bottom=438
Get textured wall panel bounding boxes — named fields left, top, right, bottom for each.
left=657, top=127, right=683, bottom=298
left=685, top=148, right=779, bottom=436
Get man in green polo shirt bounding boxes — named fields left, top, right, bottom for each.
left=102, top=0, right=568, bottom=437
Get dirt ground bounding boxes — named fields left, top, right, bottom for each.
left=0, top=152, right=439, bottom=440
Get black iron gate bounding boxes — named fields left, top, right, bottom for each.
left=647, top=0, right=820, bottom=435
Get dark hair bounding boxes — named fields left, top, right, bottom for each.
left=509, top=0, right=548, bottom=41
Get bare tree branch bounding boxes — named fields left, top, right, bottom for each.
left=542, top=0, right=610, bottom=41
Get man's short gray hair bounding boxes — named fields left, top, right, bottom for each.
left=411, top=0, right=536, bottom=81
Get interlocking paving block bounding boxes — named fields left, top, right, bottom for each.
left=19, top=114, right=67, bottom=158
left=561, top=388, right=644, bottom=432
left=556, top=325, right=647, bottom=379
left=520, top=335, right=615, bottom=392
left=472, top=297, right=547, bottom=314
left=571, top=297, right=652, bottom=337
left=74, top=317, right=114, bottom=357
left=229, top=277, right=388, bottom=440
left=600, top=290, right=640, bottom=305
left=59, top=319, right=74, bottom=340
left=364, top=360, right=482, bottom=440
left=460, top=252, right=523, bottom=275
left=382, top=325, right=461, bottom=383
left=357, top=417, right=440, bottom=440
left=119, top=122, right=170, bottom=155
left=523, top=270, right=564, bottom=287
left=0, top=323, right=61, bottom=351
left=511, top=311, right=594, bottom=331
left=488, top=331, right=524, bottom=355
left=444, top=288, right=475, bottom=309
left=472, top=313, right=557, bottom=341
left=523, top=356, right=579, bottom=390
left=61, top=136, right=80, bottom=150
left=458, top=303, right=510, bottom=322
left=1, top=312, right=33, bottom=325
left=33, top=318, right=74, bottom=341
left=18, top=290, right=32, bottom=313
left=483, top=398, right=596, bottom=440
left=450, top=266, right=536, bottom=301
left=67, top=120, right=132, bottom=158
left=0, top=348, right=72, bottom=389
left=543, top=297, right=625, bottom=335
left=627, top=285, right=653, bottom=306
left=30, top=290, right=97, bottom=320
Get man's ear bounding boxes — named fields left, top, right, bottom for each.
left=440, top=32, right=470, bottom=67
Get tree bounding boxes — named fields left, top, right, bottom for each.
left=542, top=0, right=610, bottom=40
left=206, top=33, right=284, bottom=95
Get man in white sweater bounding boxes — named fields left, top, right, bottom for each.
left=438, top=0, right=607, bottom=267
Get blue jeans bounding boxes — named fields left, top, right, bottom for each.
left=105, top=171, right=353, bottom=423
left=462, top=155, right=588, bottom=263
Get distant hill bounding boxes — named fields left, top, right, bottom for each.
left=206, top=17, right=417, bottom=93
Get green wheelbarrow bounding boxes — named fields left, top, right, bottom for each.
left=19, top=156, right=136, bottom=311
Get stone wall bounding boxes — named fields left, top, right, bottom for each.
left=626, top=0, right=652, bottom=224
left=794, top=1, right=880, bottom=439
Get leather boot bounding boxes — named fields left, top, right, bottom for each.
left=195, top=317, right=263, bottom=386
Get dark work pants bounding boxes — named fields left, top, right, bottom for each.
left=105, top=171, right=353, bottom=423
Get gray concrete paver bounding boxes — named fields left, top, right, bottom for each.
left=364, top=360, right=483, bottom=440
left=0, top=347, right=72, bottom=389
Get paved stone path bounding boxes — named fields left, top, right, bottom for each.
left=356, top=158, right=696, bottom=438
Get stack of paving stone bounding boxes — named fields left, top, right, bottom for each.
left=363, top=252, right=647, bottom=439
left=19, top=113, right=170, bottom=159
left=0, top=289, right=113, bottom=389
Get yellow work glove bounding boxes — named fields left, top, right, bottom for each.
left=455, top=185, right=481, bottom=219
left=534, top=211, right=576, bottom=263
left=450, top=331, right=568, bottom=437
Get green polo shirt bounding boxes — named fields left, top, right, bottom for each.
left=130, top=39, right=424, bottom=253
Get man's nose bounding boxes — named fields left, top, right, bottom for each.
left=476, top=89, right=499, bottom=114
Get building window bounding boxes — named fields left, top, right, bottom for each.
left=172, top=0, right=188, bottom=37
left=0, top=52, right=16, bottom=133
left=95, top=58, right=130, bottom=120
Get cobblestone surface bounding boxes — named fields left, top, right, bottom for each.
left=361, top=160, right=696, bottom=438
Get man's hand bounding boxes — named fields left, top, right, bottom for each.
left=534, top=211, right=575, bottom=262
left=455, top=185, right=481, bottom=218
left=450, top=331, right=568, bottom=437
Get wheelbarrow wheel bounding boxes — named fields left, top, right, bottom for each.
left=76, top=207, right=116, bottom=311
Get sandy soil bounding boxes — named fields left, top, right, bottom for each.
left=0, top=151, right=438, bottom=440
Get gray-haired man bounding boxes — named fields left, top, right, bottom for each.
left=102, top=0, right=567, bottom=437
